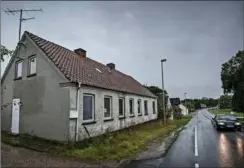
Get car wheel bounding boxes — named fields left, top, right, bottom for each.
left=216, top=126, right=220, bottom=131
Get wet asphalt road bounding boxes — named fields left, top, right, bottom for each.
left=124, top=109, right=244, bottom=168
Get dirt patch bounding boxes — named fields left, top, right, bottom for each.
left=1, top=143, right=120, bottom=168
left=1, top=143, right=89, bottom=167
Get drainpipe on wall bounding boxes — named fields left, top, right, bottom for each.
left=75, top=82, right=81, bottom=142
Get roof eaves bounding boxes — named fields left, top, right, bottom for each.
left=80, top=83, right=157, bottom=99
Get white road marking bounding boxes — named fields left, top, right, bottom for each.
left=195, top=163, right=199, bottom=168
left=195, top=125, right=198, bottom=156
left=236, top=131, right=244, bottom=137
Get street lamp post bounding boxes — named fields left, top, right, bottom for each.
left=184, top=92, right=187, bottom=111
left=184, top=93, right=187, bottom=106
left=161, top=59, right=167, bottom=125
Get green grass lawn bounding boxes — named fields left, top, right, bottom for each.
left=210, top=109, right=244, bottom=124
left=2, top=117, right=191, bottom=162
left=210, top=109, right=244, bottom=117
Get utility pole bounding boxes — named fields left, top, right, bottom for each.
left=184, top=92, right=188, bottom=112
left=161, top=59, right=167, bottom=125
left=184, top=93, right=187, bottom=106
left=3, top=8, right=43, bottom=41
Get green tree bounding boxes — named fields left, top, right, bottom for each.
left=182, top=98, right=218, bottom=110
left=221, top=51, right=244, bottom=112
left=143, top=85, right=169, bottom=119
left=219, top=95, right=232, bottom=109
left=1, top=45, right=13, bottom=61
left=143, top=85, right=167, bottom=96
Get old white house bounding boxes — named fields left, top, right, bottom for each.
left=1, top=31, right=157, bottom=142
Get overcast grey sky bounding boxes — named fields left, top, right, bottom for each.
left=1, top=1, right=243, bottom=99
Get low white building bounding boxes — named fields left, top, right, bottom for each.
left=179, top=104, right=189, bottom=116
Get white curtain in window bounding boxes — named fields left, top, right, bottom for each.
left=30, top=57, right=36, bottom=74
left=17, top=62, right=22, bottom=77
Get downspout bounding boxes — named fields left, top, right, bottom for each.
left=75, top=82, right=81, bottom=142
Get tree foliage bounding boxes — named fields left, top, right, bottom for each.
left=221, top=51, right=244, bottom=112
left=181, top=98, right=218, bottom=111
left=219, top=95, right=232, bottom=109
left=144, top=85, right=169, bottom=119
left=143, top=85, right=167, bottom=96
left=172, top=105, right=182, bottom=120
left=1, top=45, right=13, bottom=61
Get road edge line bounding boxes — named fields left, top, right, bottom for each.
left=195, top=125, right=198, bottom=156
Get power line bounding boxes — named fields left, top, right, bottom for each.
left=3, top=8, right=43, bottom=41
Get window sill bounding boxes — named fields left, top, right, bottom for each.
left=129, top=115, right=135, bottom=118
left=104, top=118, right=114, bottom=122
left=27, top=73, right=36, bottom=78
left=82, top=121, right=96, bottom=125
left=144, top=113, right=149, bottom=116
left=119, top=116, right=126, bottom=120
left=14, top=77, right=22, bottom=81
left=138, top=114, right=142, bottom=116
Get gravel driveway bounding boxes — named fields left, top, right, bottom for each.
left=1, top=143, right=101, bottom=168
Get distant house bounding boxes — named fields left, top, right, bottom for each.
left=1, top=31, right=157, bottom=142
left=169, top=98, right=189, bottom=116
left=200, top=104, right=207, bottom=108
left=170, top=98, right=181, bottom=106
left=179, top=104, right=189, bottom=116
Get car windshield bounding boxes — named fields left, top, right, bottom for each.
left=217, top=115, right=236, bottom=121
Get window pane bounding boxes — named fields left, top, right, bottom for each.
left=83, top=95, right=93, bottom=120
left=30, top=57, right=36, bottom=74
left=119, top=98, right=124, bottom=116
left=16, top=62, right=22, bottom=78
left=138, top=100, right=141, bottom=114
left=129, top=99, right=134, bottom=115
left=144, top=101, right=148, bottom=115
left=104, top=97, right=111, bottom=118
left=153, top=102, right=155, bottom=114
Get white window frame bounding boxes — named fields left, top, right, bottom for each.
left=138, top=99, right=142, bottom=115
left=144, top=100, right=148, bottom=115
left=129, top=98, right=134, bottom=116
left=104, top=96, right=112, bottom=120
left=28, top=55, right=37, bottom=75
left=119, top=97, right=125, bottom=118
left=83, top=94, right=95, bottom=122
left=153, top=101, right=156, bottom=114
left=15, top=60, right=23, bottom=79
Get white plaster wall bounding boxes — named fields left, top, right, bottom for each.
left=72, top=86, right=157, bottom=141
left=179, top=104, right=189, bottom=116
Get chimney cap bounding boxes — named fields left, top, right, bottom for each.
left=106, top=63, right=115, bottom=70
left=74, top=48, right=87, bottom=57
left=74, top=48, right=86, bottom=53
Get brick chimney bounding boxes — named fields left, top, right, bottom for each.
left=106, top=63, right=115, bottom=70
left=74, top=48, right=86, bottom=57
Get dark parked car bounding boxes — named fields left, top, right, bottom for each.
left=211, top=114, right=242, bottom=131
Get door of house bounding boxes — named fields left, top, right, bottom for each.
left=11, top=98, right=20, bottom=134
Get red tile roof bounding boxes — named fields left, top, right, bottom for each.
left=25, top=31, right=156, bottom=98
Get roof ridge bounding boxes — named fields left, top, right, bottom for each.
left=26, top=31, right=134, bottom=78
left=25, top=31, right=156, bottom=98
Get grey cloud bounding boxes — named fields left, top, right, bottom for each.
left=1, top=1, right=243, bottom=99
